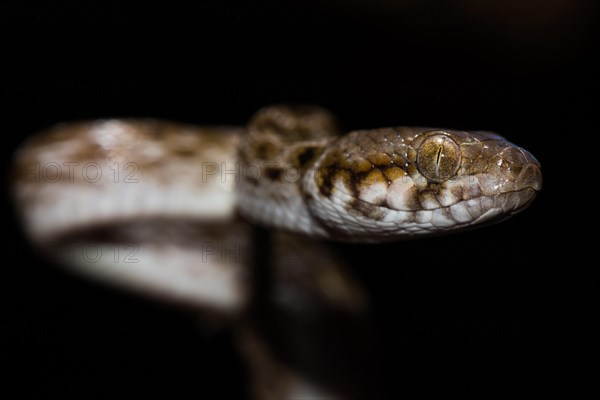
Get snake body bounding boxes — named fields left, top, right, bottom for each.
left=11, top=104, right=541, bottom=399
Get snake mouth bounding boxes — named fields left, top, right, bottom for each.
left=493, top=186, right=539, bottom=215
left=504, top=187, right=539, bottom=216
left=451, top=141, right=542, bottom=227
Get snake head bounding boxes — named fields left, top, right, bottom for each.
left=305, top=127, right=542, bottom=240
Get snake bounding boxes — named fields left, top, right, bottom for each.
left=11, top=104, right=542, bottom=399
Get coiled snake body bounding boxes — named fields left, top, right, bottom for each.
left=12, top=105, right=542, bottom=399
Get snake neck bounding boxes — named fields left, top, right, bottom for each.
left=236, top=105, right=341, bottom=238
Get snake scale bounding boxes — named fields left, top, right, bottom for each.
left=11, top=104, right=541, bottom=399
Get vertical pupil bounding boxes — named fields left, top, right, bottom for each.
left=417, top=133, right=461, bottom=182
left=435, top=138, right=445, bottom=177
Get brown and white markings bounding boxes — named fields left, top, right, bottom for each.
left=11, top=104, right=541, bottom=399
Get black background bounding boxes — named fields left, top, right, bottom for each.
left=1, top=1, right=595, bottom=398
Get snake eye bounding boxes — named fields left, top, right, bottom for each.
left=416, top=133, right=461, bottom=182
